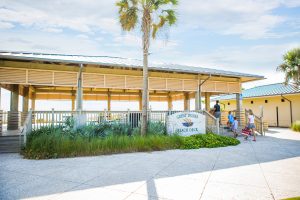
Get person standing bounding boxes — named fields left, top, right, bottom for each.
left=232, top=117, right=239, bottom=138
left=227, top=111, right=234, bottom=129
left=248, top=109, right=256, bottom=141
left=213, top=100, right=221, bottom=124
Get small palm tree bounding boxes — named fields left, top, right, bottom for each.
left=116, top=0, right=178, bottom=136
left=277, top=48, right=300, bottom=87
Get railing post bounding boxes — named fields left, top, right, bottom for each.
left=104, top=109, right=107, bottom=121
left=260, top=117, right=264, bottom=136
left=127, top=109, right=130, bottom=125
left=51, top=108, right=55, bottom=128
left=149, top=108, right=152, bottom=123
left=0, top=110, right=2, bottom=135
left=216, top=117, right=220, bottom=135
left=24, top=109, right=32, bottom=145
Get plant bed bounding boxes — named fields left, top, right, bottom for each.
left=291, top=121, right=300, bottom=132
left=22, top=123, right=240, bottom=159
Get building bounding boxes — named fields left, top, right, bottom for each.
left=0, top=51, right=264, bottom=134
left=213, top=83, right=300, bottom=127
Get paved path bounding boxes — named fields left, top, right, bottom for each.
left=1, top=128, right=300, bottom=200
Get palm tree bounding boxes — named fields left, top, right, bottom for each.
left=116, top=0, right=178, bottom=135
left=277, top=48, right=300, bottom=87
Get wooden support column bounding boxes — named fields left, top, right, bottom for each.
left=205, top=92, right=211, bottom=111
left=195, top=84, right=200, bottom=110
left=22, top=87, right=29, bottom=124
left=71, top=91, right=76, bottom=111
left=236, top=93, right=244, bottom=127
left=0, top=110, right=2, bottom=135
left=0, top=87, right=1, bottom=109
left=76, top=64, right=83, bottom=112
left=184, top=92, right=190, bottom=111
left=8, top=84, right=19, bottom=130
left=167, top=93, right=173, bottom=111
left=139, top=91, right=142, bottom=111
left=107, top=91, right=111, bottom=111
left=0, top=87, right=2, bottom=135
left=31, top=92, right=36, bottom=111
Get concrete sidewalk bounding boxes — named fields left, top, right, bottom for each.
left=1, top=128, right=300, bottom=200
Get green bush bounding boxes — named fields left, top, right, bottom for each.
left=291, top=121, right=300, bottom=132
left=181, top=133, right=240, bottom=149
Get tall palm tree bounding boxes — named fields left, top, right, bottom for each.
left=277, top=48, right=300, bottom=87
left=116, top=0, right=178, bottom=135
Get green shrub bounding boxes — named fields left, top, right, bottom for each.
left=132, top=121, right=167, bottom=136
left=291, top=121, right=300, bottom=132
left=181, top=133, right=240, bottom=149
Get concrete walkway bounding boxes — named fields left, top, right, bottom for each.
left=1, top=128, right=300, bottom=200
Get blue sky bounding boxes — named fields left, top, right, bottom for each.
left=0, top=0, right=300, bottom=111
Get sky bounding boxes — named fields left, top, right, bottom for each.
left=0, top=0, right=300, bottom=111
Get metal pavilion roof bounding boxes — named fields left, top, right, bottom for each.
left=0, top=51, right=264, bottom=80
left=213, top=83, right=300, bottom=100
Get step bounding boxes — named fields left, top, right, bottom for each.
left=0, top=136, right=23, bottom=153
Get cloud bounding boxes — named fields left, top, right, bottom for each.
left=0, top=1, right=120, bottom=34
left=0, top=21, right=14, bottom=29
left=178, top=0, right=298, bottom=39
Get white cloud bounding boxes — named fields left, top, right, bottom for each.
left=0, top=21, right=14, bottom=29
left=0, top=1, right=120, bottom=34
left=178, top=0, right=298, bottom=39
left=76, top=34, right=90, bottom=40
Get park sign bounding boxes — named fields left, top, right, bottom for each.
left=166, top=112, right=206, bottom=136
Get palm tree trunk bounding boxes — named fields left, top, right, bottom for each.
left=298, top=65, right=300, bottom=87
left=141, top=8, right=151, bottom=136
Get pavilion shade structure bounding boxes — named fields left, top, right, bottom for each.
left=0, top=67, right=241, bottom=93
left=0, top=51, right=264, bottom=110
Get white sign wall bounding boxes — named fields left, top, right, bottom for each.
left=167, top=112, right=206, bottom=136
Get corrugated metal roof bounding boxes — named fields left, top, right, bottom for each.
left=0, top=51, right=264, bottom=79
left=213, top=83, right=300, bottom=100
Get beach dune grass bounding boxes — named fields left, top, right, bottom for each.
left=291, top=121, right=300, bottom=132
left=22, top=125, right=240, bottom=159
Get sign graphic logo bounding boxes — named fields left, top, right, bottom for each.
left=182, top=118, right=193, bottom=127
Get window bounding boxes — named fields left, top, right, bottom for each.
left=251, top=101, right=254, bottom=104
left=265, top=100, right=268, bottom=103
left=281, top=99, right=285, bottom=102
left=228, top=102, right=230, bottom=105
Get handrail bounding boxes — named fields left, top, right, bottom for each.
left=21, top=110, right=33, bottom=146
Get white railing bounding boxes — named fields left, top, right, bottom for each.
left=15, top=109, right=220, bottom=140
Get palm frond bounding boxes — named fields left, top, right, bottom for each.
left=116, top=0, right=139, bottom=31
left=151, top=9, right=177, bottom=38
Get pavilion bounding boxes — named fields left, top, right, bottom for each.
left=0, top=51, right=264, bottom=133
